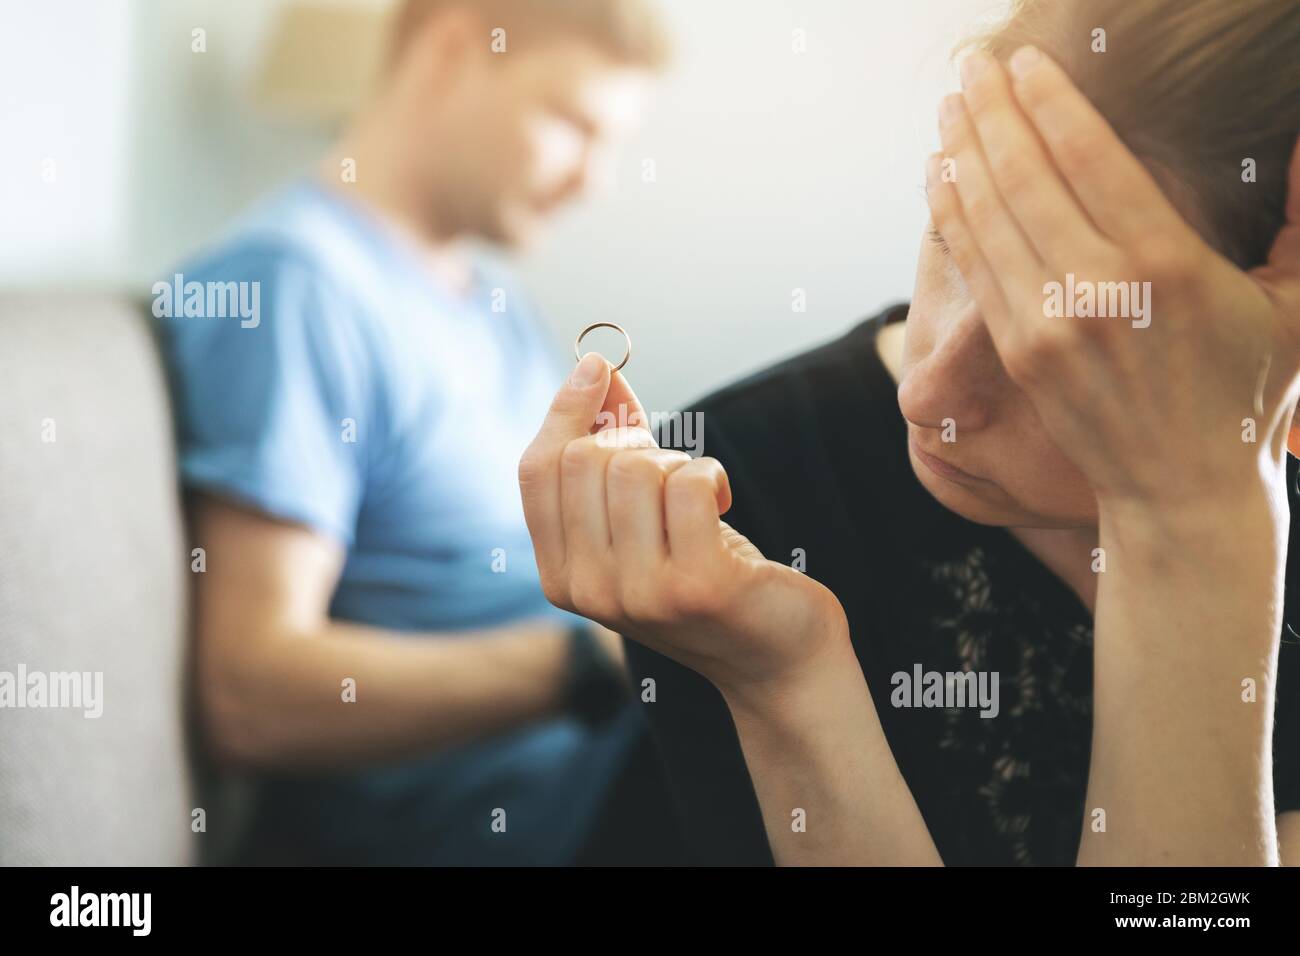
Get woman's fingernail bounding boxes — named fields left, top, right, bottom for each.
left=570, top=352, right=606, bottom=387
left=1009, top=45, right=1041, bottom=79
left=939, top=93, right=963, bottom=129
left=960, top=52, right=989, bottom=87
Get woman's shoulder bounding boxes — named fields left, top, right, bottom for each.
left=664, top=305, right=911, bottom=482
left=655, top=303, right=948, bottom=565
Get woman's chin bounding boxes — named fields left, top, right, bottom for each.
left=909, top=455, right=1023, bottom=527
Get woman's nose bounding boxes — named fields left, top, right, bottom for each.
left=897, top=313, right=1001, bottom=433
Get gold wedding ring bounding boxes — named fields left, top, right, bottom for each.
left=574, top=322, right=632, bottom=374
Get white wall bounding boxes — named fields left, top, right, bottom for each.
left=0, top=0, right=133, bottom=286
left=0, top=0, right=1009, bottom=411
left=522, top=0, right=1010, bottom=410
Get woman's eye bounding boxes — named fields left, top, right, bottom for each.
left=928, top=224, right=951, bottom=257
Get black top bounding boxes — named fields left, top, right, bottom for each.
left=631, top=304, right=1300, bottom=866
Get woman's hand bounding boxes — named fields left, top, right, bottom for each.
left=927, top=46, right=1300, bottom=516
left=518, top=352, right=851, bottom=699
left=928, top=48, right=1300, bottom=864
left=521, top=358, right=941, bottom=866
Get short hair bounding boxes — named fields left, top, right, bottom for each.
left=390, top=0, right=672, bottom=70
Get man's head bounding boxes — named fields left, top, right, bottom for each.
left=375, top=0, right=669, bottom=247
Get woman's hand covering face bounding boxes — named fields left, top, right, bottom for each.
left=927, top=46, right=1300, bottom=513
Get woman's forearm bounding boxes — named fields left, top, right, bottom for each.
left=1080, top=491, right=1287, bottom=865
left=721, top=640, right=943, bottom=866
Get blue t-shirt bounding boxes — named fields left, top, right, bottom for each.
left=161, top=180, right=640, bottom=864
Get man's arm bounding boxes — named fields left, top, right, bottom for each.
left=192, top=494, right=605, bottom=770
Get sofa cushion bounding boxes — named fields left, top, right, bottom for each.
left=0, top=295, right=195, bottom=865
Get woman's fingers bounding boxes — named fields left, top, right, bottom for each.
left=594, top=365, right=654, bottom=439
left=606, top=447, right=693, bottom=576
left=1006, top=46, right=1194, bottom=248
left=560, top=426, right=655, bottom=560
left=520, top=352, right=657, bottom=577
left=521, top=353, right=739, bottom=622
left=549, top=436, right=734, bottom=624
left=958, top=50, right=1110, bottom=269
left=926, top=153, right=1017, bottom=352
left=664, top=457, right=732, bottom=568
left=937, top=90, right=1045, bottom=329
left=519, top=352, right=615, bottom=572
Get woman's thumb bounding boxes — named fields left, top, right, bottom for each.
left=534, top=352, right=611, bottom=446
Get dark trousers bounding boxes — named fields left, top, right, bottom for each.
left=571, top=731, right=687, bottom=866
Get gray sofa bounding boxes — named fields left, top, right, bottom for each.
left=0, top=295, right=210, bottom=865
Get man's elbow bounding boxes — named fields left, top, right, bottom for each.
left=197, top=653, right=279, bottom=771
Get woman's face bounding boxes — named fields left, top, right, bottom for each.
left=897, top=222, right=1100, bottom=530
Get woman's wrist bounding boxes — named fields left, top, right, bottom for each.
left=1094, top=482, right=1288, bottom=664
left=1085, top=481, right=1285, bottom=865
left=1097, top=479, right=1286, bottom=559
left=713, top=617, right=942, bottom=867
left=716, top=617, right=860, bottom=730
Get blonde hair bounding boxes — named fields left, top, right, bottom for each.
left=965, top=0, right=1300, bottom=268
left=391, top=0, right=671, bottom=70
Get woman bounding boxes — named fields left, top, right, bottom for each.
left=518, top=0, right=1300, bottom=864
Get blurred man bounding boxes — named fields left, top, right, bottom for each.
left=161, top=0, right=674, bottom=865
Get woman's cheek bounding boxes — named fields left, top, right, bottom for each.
left=1006, top=437, right=1100, bottom=524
